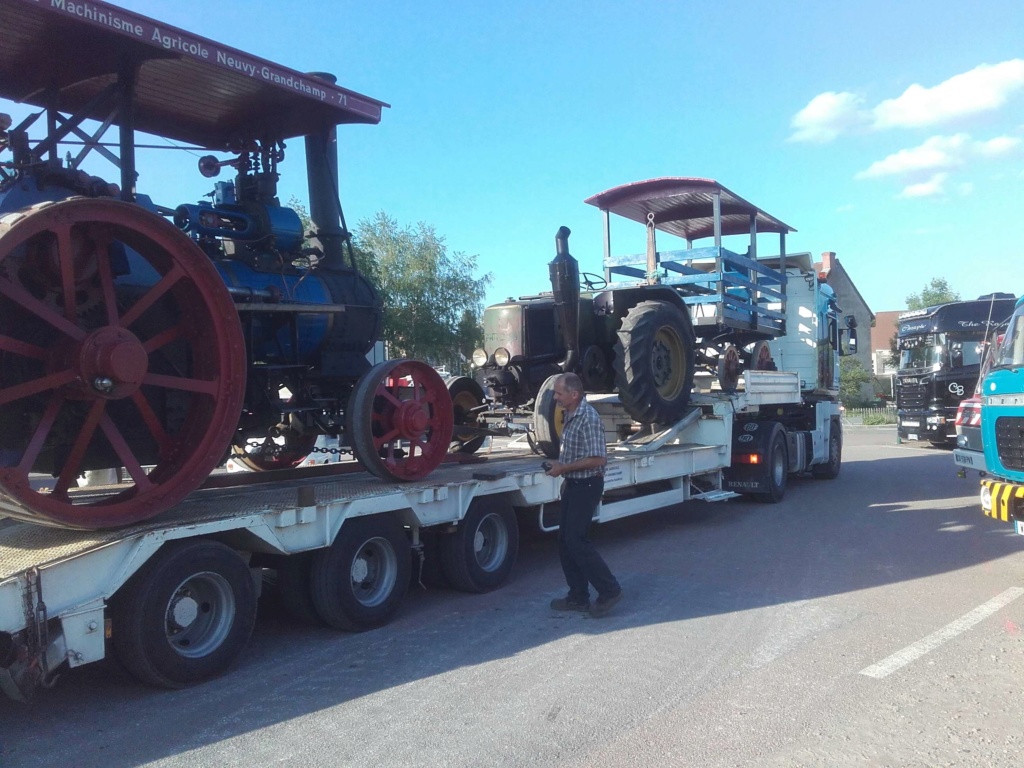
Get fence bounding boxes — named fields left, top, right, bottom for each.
left=844, top=406, right=897, bottom=425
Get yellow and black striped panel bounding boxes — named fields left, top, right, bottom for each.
left=981, top=479, right=1024, bottom=523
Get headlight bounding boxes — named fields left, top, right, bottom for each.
left=472, top=348, right=489, bottom=367
left=980, top=485, right=992, bottom=511
left=494, top=347, right=511, bottom=366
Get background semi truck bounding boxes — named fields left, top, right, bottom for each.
left=896, top=294, right=1016, bottom=446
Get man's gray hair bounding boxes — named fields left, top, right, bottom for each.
left=558, top=372, right=585, bottom=396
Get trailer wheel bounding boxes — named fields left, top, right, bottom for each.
left=447, top=376, right=486, bottom=453
left=614, top=300, right=696, bottom=424
left=440, top=497, right=520, bottom=592
left=812, top=419, right=842, bottom=479
left=756, top=426, right=789, bottom=503
left=310, top=515, right=411, bottom=631
left=533, top=374, right=566, bottom=459
left=110, top=540, right=256, bottom=689
left=274, top=552, right=324, bottom=625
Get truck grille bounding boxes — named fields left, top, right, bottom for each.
left=995, top=417, right=1024, bottom=471
left=896, top=383, right=927, bottom=410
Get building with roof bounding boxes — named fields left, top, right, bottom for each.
left=814, top=251, right=876, bottom=402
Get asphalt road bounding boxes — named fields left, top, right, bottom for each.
left=2, top=426, right=1023, bottom=767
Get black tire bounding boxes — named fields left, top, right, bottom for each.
left=533, top=374, right=565, bottom=459
left=110, top=540, right=257, bottom=689
left=812, top=418, right=842, bottom=479
left=310, top=515, right=411, bottom=631
left=756, top=426, right=789, bottom=503
left=614, top=300, right=696, bottom=424
left=274, top=553, right=325, bottom=626
left=440, top=497, right=520, bottom=593
left=447, top=376, right=487, bottom=453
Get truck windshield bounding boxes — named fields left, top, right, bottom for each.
left=946, top=336, right=984, bottom=369
left=995, top=310, right=1024, bottom=370
left=899, top=334, right=944, bottom=370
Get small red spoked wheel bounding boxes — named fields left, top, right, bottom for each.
left=716, top=344, right=741, bottom=392
left=347, top=359, right=454, bottom=482
left=750, top=340, right=776, bottom=371
left=0, top=198, right=246, bottom=528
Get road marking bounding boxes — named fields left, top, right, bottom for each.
left=860, top=587, right=1024, bottom=679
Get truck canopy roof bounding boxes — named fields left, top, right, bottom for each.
left=897, top=297, right=1018, bottom=337
left=584, top=177, right=795, bottom=242
left=0, top=0, right=388, bottom=149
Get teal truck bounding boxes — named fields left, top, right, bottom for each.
left=979, top=296, right=1024, bottom=534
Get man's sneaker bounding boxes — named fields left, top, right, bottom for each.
left=589, top=589, right=622, bottom=618
left=550, top=596, right=590, bottom=612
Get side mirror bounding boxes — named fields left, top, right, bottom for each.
left=845, top=315, right=858, bottom=329
left=845, top=327, right=858, bottom=355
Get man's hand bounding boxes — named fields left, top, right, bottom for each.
left=543, top=460, right=565, bottom=477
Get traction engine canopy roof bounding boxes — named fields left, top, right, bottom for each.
left=584, top=177, right=795, bottom=242
left=0, top=0, right=389, bottom=149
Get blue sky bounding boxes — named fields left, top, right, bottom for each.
left=3, top=0, right=1023, bottom=316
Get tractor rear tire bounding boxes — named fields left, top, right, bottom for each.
left=614, top=301, right=696, bottom=424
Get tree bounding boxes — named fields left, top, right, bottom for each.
left=355, top=212, right=491, bottom=374
left=287, top=201, right=491, bottom=375
left=839, top=356, right=872, bottom=406
left=905, top=278, right=960, bottom=311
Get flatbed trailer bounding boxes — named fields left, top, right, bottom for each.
left=0, top=372, right=805, bottom=701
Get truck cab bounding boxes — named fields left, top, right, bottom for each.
left=896, top=295, right=1015, bottom=446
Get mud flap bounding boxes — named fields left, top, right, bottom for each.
left=722, top=420, right=775, bottom=494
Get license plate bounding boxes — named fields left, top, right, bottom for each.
left=902, top=420, right=920, bottom=428
left=1016, top=520, right=1024, bottom=536
left=907, top=434, right=919, bottom=441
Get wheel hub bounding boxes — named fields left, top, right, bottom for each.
left=52, top=326, right=149, bottom=399
left=170, top=593, right=200, bottom=629
left=394, top=400, right=430, bottom=439
left=351, top=555, right=370, bottom=583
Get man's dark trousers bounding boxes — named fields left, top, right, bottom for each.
left=559, top=476, right=619, bottom=602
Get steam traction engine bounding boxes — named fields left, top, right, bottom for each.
left=0, top=0, right=453, bottom=529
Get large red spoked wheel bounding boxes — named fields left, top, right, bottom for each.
left=347, top=360, right=454, bottom=482
left=0, top=198, right=246, bottom=528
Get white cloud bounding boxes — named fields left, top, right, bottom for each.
left=856, top=133, right=1020, bottom=180
left=975, top=135, right=1021, bottom=156
left=900, top=173, right=947, bottom=198
left=856, top=134, right=969, bottom=179
left=788, top=91, right=869, bottom=143
left=873, top=60, right=1024, bottom=129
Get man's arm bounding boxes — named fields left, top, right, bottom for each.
left=544, top=454, right=606, bottom=477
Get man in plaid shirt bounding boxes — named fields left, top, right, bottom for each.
left=543, top=373, right=622, bottom=617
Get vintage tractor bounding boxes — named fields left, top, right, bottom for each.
left=470, top=178, right=793, bottom=456
left=0, top=0, right=453, bottom=529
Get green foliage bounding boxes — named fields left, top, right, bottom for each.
left=886, top=331, right=898, bottom=369
left=355, top=212, right=492, bottom=374
left=287, top=200, right=491, bottom=375
left=906, top=277, right=960, bottom=311
left=839, top=356, right=872, bottom=406
left=862, top=412, right=896, bottom=425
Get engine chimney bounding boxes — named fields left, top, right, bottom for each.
left=549, top=226, right=580, bottom=372
left=304, top=72, right=347, bottom=272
